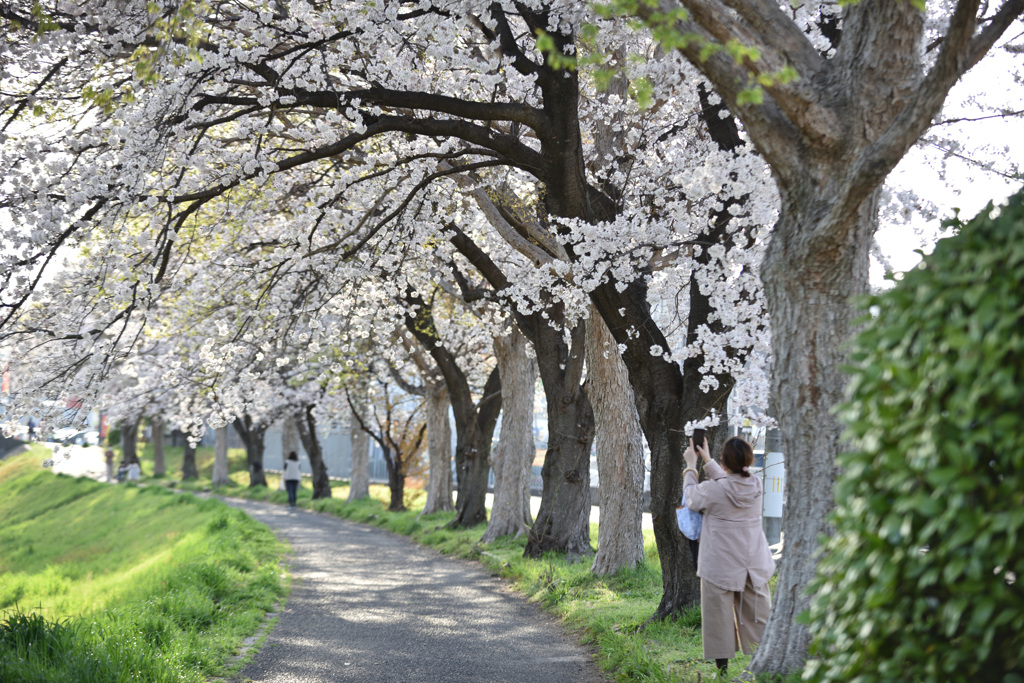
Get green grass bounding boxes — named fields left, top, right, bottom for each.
left=128, top=440, right=782, bottom=682
left=0, top=445, right=286, bottom=682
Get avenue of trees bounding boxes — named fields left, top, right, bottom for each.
left=2, top=1, right=1021, bottom=677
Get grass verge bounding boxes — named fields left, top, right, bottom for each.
left=0, top=445, right=286, bottom=682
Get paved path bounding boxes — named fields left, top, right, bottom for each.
left=222, top=498, right=608, bottom=683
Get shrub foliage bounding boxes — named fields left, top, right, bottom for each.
left=806, top=192, right=1024, bottom=683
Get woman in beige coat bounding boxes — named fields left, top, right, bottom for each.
left=684, top=436, right=776, bottom=678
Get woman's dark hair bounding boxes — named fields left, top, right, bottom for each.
left=721, top=437, right=754, bottom=477
left=287, top=451, right=299, bottom=461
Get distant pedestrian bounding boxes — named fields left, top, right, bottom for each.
left=27, top=418, right=37, bottom=441
left=104, top=448, right=115, bottom=482
left=283, top=451, right=301, bottom=508
left=126, top=460, right=141, bottom=482
left=683, top=436, right=775, bottom=679
left=116, top=461, right=128, bottom=483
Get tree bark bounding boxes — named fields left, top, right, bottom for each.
left=347, top=392, right=371, bottom=502
left=630, top=0, right=1024, bottom=670
left=444, top=228, right=593, bottom=554
left=586, top=305, right=646, bottom=576
left=233, top=414, right=268, bottom=488
left=450, top=369, right=501, bottom=527
left=748, top=186, right=878, bottom=672
left=381, top=443, right=406, bottom=512
left=404, top=290, right=502, bottom=528
left=121, top=416, right=140, bottom=467
left=181, top=440, right=198, bottom=480
left=420, top=382, right=454, bottom=516
left=151, top=417, right=165, bottom=476
left=523, top=320, right=594, bottom=559
left=588, top=264, right=737, bottom=614
left=211, top=425, right=230, bottom=486
left=295, top=406, right=332, bottom=499
left=481, top=324, right=537, bottom=543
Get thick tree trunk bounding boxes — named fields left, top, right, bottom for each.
left=420, top=382, right=454, bottom=516
left=151, top=417, right=165, bottom=476
left=181, top=440, right=198, bottom=480
left=348, top=394, right=371, bottom=502
left=589, top=269, right=736, bottom=614
left=452, top=400, right=499, bottom=528
left=381, top=445, right=406, bottom=512
left=524, top=322, right=594, bottom=559
left=248, top=425, right=267, bottom=487
left=444, top=229, right=591, bottom=551
left=404, top=291, right=502, bottom=528
left=121, top=416, right=140, bottom=467
left=211, top=425, right=230, bottom=486
left=296, top=406, right=331, bottom=499
left=748, top=189, right=877, bottom=674
left=586, top=306, right=645, bottom=576
left=481, top=325, right=537, bottom=543
left=233, top=415, right=268, bottom=488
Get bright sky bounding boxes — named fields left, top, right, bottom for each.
left=873, top=42, right=1023, bottom=281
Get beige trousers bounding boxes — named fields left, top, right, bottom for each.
left=700, top=576, right=771, bottom=660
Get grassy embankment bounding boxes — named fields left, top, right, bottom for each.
left=137, top=441, right=777, bottom=682
left=0, top=445, right=286, bottom=683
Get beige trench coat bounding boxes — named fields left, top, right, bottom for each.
left=684, top=460, right=775, bottom=591
left=684, top=460, right=776, bottom=659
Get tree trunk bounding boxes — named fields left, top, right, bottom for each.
left=295, top=407, right=331, bottom=499
left=152, top=417, right=165, bottom=476
left=233, top=415, right=268, bottom=488
left=588, top=266, right=737, bottom=614
left=452, top=391, right=500, bottom=527
left=211, top=425, right=230, bottom=486
left=523, top=321, right=594, bottom=559
left=347, top=393, right=371, bottom=502
left=748, top=188, right=877, bottom=674
left=404, top=290, right=502, bottom=528
left=481, top=324, right=537, bottom=543
left=420, top=382, right=454, bottom=516
left=586, top=306, right=646, bottom=575
left=443, top=230, right=591, bottom=550
left=121, top=416, right=140, bottom=467
left=280, top=415, right=299, bottom=491
left=181, top=440, right=198, bottom=480
left=381, top=445, right=406, bottom=512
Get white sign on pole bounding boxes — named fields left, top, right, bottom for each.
left=762, top=451, right=785, bottom=518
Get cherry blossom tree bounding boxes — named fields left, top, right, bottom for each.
left=622, top=0, right=1024, bottom=673
left=1, top=0, right=770, bottom=615
left=347, top=375, right=426, bottom=512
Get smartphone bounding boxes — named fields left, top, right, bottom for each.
left=692, top=428, right=706, bottom=448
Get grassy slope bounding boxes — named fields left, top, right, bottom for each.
left=0, top=445, right=286, bottom=682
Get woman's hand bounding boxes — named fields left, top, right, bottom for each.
left=684, top=438, right=698, bottom=470
left=694, top=438, right=711, bottom=465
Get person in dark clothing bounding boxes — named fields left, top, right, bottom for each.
left=283, top=451, right=302, bottom=508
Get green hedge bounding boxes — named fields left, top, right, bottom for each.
left=806, top=192, right=1024, bottom=683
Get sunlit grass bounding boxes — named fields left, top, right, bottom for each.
left=0, top=445, right=286, bottom=682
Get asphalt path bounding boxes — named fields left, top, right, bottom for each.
left=222, top=498, right=609, bottom=683
left=31, top=444, right=611, bottom=681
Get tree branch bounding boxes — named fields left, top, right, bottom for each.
left=837, top=0, right=1022, bottom=220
